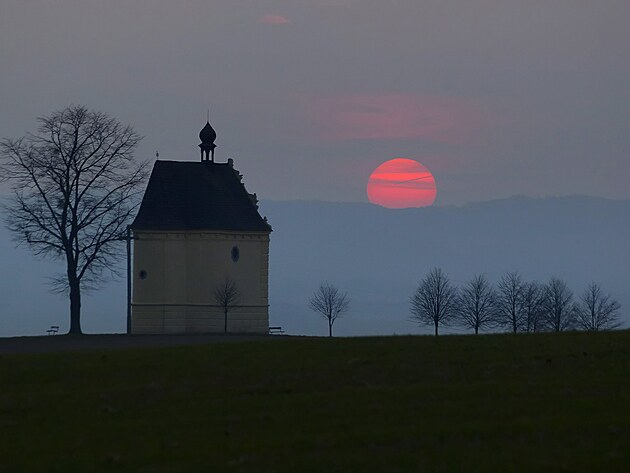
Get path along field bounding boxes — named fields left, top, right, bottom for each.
left=0, top=331, right=629, bottom=472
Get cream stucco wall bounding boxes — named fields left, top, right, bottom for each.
left=131, top=231, right=270, bottom=334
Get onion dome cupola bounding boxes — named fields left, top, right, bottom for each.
left=199, top=121, right=217, bottom=162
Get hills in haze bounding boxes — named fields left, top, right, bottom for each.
left=262, top=196, right=630, bottom=336
left=1, top=196, right=628, bottom=337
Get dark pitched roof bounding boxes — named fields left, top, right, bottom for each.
left=131, top=160, right=271, bottom=232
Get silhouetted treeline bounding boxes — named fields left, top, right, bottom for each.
left=410, top=268, right=622, bottom=335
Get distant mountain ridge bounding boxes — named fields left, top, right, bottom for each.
left=0, top=196, right=628, bottom=336
left=259, top=196, right=630, bottom=336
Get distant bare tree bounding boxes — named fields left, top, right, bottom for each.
left=542, top=277, right=575, bottom=332
left=410, top=267, right=457, bottom=336
left=0, top=105, right=147, bottom=334
left=522, top=281, right=546, bottom=333
left=308, top=282, right=350, bottom=337
left=495, top=272, right=525, bottom=333
left=456, top=274, right=496, bottom=334
left=574, top=283, right=622, bottom=331
left=213, top=276, right=240, bottom=333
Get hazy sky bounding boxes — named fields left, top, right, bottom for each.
left=2, top=0, right=629, bottom=205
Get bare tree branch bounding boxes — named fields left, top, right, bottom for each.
left=213, top=276, right=240, bottom=334
left=495, top=272, right=526, bottom=334
left=574, top=282, right=622, bottom=331
left=542, top=277, right=575, bottom=332
left=410, top=267, right=457, bottom=336
left=456, top=274, right=496, bottom=334
left=522, top=281, right=546, bottom=333
left=0, top=105, right=148, bottom=334
left=308, top=282, right=350, bottom=337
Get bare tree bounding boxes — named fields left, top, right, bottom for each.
left=410, top=267, right=457, bottom=336
left=308, top=282, right=350, bottom=337
left=213, top=276, right=240, bottom=333
left=456, top=274, right=496, bottom=334
left=0, top=106, right=147, bottom=334
left=495, top=272, right=526, bottom=333
left=542, top=277, right=575, bottom=332
left=574, top=283, right=622, bottom=331
left=522, top=281, right=546, bottom=333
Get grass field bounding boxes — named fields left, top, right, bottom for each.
left=1, top=331, right=629, bottom=472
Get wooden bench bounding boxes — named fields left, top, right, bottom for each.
left=46, top=325, right=59, bottom=335
left=268, top=326, right=284, bottom=335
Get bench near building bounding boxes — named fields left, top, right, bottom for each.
left=130, top=120, right=272, bottom=334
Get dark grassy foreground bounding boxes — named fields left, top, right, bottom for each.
left=1, top=332, right=629, bottom=472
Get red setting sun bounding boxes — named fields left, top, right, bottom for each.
left=367, top=158, right=437, bottom=209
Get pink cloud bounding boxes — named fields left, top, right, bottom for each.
left=260, top=14, right=291, bottom=25
left=309, top=94, right=492, bottom=145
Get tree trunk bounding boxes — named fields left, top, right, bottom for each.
left=475, top=326, right=479, bottom=335
left=329, top=320, right=333, bottom=337
left=68, top=277, right=82, bottom=334
left=224, top=309, right=228, bottom=334
left=434, top=323, right=439, bottom=336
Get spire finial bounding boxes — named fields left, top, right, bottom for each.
left=199, top=118, right=217, bottom=162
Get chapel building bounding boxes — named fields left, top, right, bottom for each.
left=130, top=121, right=272, bottom=334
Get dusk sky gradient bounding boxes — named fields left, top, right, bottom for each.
left=2, top=0, right=630, bottom=205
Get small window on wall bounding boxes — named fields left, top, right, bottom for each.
left=231, top=246, right=240, bottom=263
left=139, top=270, right=148, bottom=280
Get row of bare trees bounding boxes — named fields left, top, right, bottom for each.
left=2, top=107, right=624, bottom=337
left=411, top=268, right=622, bottom=336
